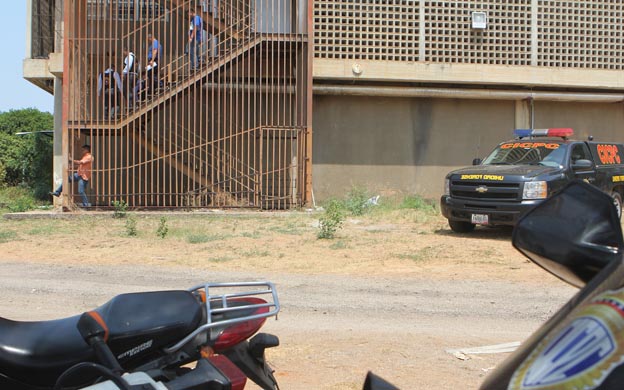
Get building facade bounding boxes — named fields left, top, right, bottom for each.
left=25, top=1, right=624, bottom=208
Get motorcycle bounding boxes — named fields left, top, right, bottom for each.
left=481, top=181, right=624, bottom=390
left=0, top=281, right=280, bottom=390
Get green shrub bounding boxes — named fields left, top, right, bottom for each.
left=400, top=195, right=437, bottom=213
left=0, top=161, right=6, bottom=189
left=156, top=216, right=169, bottom=238
left=0, top=109, right=53, bottom=198
left=0, top=186, right=38, bottom=212
left=317, top=199, right=345, bottom=239
left=344, top=186, right=369, bottom=216
left=124, top=215, right=138, bottom=236
left=112, top=200, right=128, bottom=218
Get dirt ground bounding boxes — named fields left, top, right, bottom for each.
left=0, top=208, right=577, bottom=389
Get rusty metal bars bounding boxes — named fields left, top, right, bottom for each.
left=64, top=0, right=310, bottom=209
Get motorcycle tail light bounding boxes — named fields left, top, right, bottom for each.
left=213, top=298, right=269, bottom=352
left=208, top=355, right=247, bottom=390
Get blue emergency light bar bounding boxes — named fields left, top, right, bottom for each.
left=514, top=128, right=574, bottom=139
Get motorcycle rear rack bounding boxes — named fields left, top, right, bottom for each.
left=163, top=281, right=280, bottom=354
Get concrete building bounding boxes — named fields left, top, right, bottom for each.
left=25, top=1, right=624, bottom=208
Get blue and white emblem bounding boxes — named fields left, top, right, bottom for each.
left=521, top=317, right=615, bottom=388
left=509, top=288, right=624, bottom=390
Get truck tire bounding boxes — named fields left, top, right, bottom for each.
left=449, top=220, right=476, bottom=233
left=612, top=192, right=622, bottom=219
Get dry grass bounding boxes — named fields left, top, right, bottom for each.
left=0, top=207, right=547, bottom=284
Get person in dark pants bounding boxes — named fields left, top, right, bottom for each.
left=122, top=47, right=137, bottom=108
left=188, top=7, right=203, bottom=71
left=145, top=33, right=162, bottom=94
left=50, top=145, right=94, bottom=207
left=97, top=67, right=123, bottom=119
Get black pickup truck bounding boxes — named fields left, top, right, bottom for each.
left=440, top=128, right=624, bottom=233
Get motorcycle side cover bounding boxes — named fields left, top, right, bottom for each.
left=481, top=182, right=624, bottom=390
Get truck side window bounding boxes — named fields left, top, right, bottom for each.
left=570, top=144, right=592, bottom=163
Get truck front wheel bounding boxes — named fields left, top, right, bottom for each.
left=449, top=220, right=476, bottom=233
left=612, top=192, right=622, bottom=219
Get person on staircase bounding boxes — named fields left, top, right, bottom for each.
left=188, top=7, right=204, bottom=72
left=145, top=33, right=162, bottom=95
left=97, top=66, right=123, bottom=119
left=122, top=47, right=137, bottom=109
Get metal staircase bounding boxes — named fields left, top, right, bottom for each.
left=64, top=0, right=308, bottom=209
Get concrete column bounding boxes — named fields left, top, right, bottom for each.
left=26, top=0, right=33, bottom=58
left=515, top=99, right=531, bottom=130
left=531, top=0, right=538, bottom=66
left=419, top=1, right=425, bottom=62
left=52, top=77, right=63, bottom=207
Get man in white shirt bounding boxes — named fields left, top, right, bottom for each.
left=122, top=48, right=137, bottom=106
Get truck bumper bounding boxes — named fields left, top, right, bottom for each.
left=440, top=196, right=543, bottom=226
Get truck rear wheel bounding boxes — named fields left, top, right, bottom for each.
left=449, top=220, right=476, bottom=233
left=612, top=192, right=622, bottom=219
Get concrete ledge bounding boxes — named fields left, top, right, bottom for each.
left=23, top=58, right=53, bottom=80
left=314, top=58, right=624, bottom=91
left=2, top=209, right=318, bottom=220
left=49, top=53, right=63, bottom=77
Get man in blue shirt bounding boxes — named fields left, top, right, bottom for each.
left=188, top=7, right=203, bottom=71
left=145, top=33, right=162, bottom=93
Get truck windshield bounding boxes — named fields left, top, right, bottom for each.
left=482, top=142, right=567, bottom=167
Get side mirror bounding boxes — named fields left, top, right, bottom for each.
left=513, top=181, right=623, bottom=287
left=472, top=158, right=482, bottom=166
left=363, top=372, right=399, bottom=390
left=572, top=159, right=593, bottom=171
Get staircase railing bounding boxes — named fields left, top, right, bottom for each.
left=100, top=5, right=257, bottom=126
left=172, top=123, right=259, bottom=203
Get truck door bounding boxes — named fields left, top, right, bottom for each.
left=570, top=143, right=595, bottom=184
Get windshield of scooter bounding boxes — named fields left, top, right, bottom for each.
left=513, top=182, right=623, bottom=287
left=482, top=141, right=567, bottom=167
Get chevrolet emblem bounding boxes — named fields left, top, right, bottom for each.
left=475, top=186, right=488, bottom=193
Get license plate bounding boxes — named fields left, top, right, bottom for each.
left=471, top=214, right=489, bottom=225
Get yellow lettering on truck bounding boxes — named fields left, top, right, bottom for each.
left=461, top=174, right=505, bottom=180
left=461, top=174, right=483, bottom=180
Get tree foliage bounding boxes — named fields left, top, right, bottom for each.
left=0, top=109, right=54, bottom=199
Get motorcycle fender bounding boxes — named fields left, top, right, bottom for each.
left=223, top=333, right=279, bottom=390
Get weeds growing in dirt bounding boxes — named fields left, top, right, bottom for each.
left=124, top=215, right=138, bottom=236
left=0, top=186, right=39, bottom=213
left=209, top=255, right=234, bottom=263
left=112, top=200, right=128, bottom=219
left=186, top=233, right=228, bottom=244
left=344, top=186, right=370, bottom=216
left=395, top=246, right=438, bottom=262
left=156, top=217, right=168, bottom=238
left=317, top=199, right=345, bottom=239
left=241, top=249, right=270, bottom=257
left=0, top=230, right=17, bottom=243
left=329, top=240, right=348, bottom=250
left=400, top=195, right=437, bottom=213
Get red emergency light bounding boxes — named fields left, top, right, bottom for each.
left=514, top=128, right=574, bottom=139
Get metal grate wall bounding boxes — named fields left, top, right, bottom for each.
left=423, top=0, right=531, bottom=65
left=63, top=0, right=311, bottom=209
left=537, top=1, right=624, bottom=69
left=314, top=0, right=624, bottom=69
left=314, top=0, right=419, bottom=62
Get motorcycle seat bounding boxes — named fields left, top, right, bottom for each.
left=0, top=290, right=202, bottom=388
